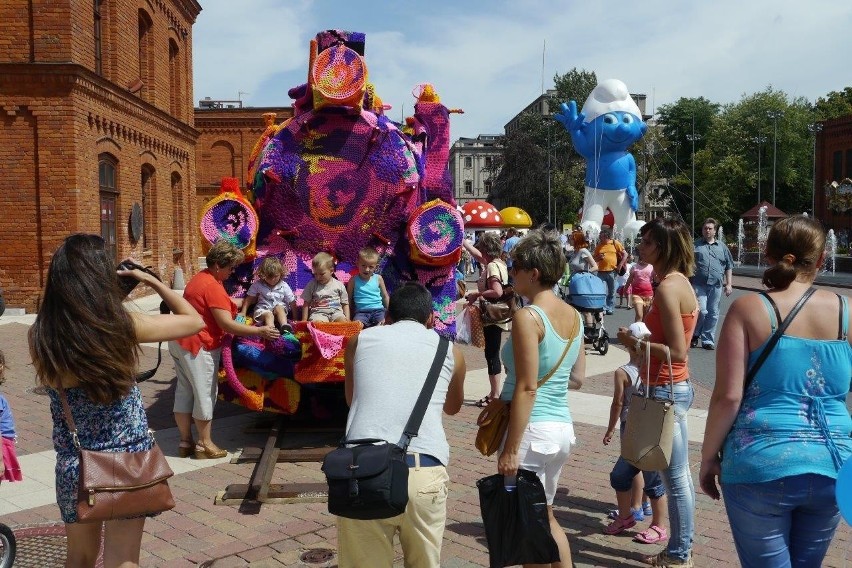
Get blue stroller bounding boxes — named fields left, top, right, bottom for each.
left=565, top=272, right=609, bottom=355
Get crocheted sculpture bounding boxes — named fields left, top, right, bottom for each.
left=555, top=79, right=648, bottom=240
left=200, top=178, right=259, bottom=259
left=216, top=30, right=461, bottom=415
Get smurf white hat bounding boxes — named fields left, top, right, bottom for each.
left=581, top=79, right=642, bottom=123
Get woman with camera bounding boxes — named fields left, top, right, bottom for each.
left=29, top=234, right=204, bottom=567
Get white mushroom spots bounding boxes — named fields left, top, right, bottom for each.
left=462, top=201, right=502, bottom=227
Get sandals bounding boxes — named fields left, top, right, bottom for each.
left=603, top=514, right=636, bottom=535
left=178, top=440, right=195, bottom=458
left=634, top=525, right=668, bottom=544
left=475, top=395, right=493, bottom=408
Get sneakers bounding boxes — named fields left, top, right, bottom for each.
left=690, top=336, right=699, bottom=348
left=642, top=501, right=653, bottom=517
left=607, top=507, right=644, bottom=522
left=643, top=551, right=693, bottom=567
left=702, top=343, right=715, bottom=350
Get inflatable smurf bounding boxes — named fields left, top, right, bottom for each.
left=555, top=79, right=647, bottom=239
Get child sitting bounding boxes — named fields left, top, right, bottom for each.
left=240, top=256, right=297, bottom=334
left=0, top=349, right=22, bottom=482
left=602, top=324, right=668, bottom=544
left=301, top=252, right=349, bottom=322
left=346, top=247, right=389, bottom=328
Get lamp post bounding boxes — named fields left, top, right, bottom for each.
left=547, top=121, right=552, bottom=225
left=767, top=110, right=784, bottom=206
left=752, top=135, right=767, bottom=204
left=808, top=122, right=823, bottom=216
left=685, top=133, right=701, bottom=236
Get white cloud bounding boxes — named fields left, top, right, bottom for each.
left=192, top=0, right=852, bottom=135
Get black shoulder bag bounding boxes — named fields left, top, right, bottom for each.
left=322, top=336, right=449, bottom=520
left=744, top=287, right=815, bottom=390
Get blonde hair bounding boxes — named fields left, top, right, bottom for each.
left=258, top=256, right=286, bottom=279
left=312, top=252, right=335, bottom=271
left=206, top=240, right=245, bottom=269
left=358, top=247, right=379, bottom=263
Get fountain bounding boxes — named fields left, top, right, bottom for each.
left=756, top=206, right=769, bottom=269
left=826, top=229, right=837, bottom=275
left=717, top=226, right=725, bottom=245
left=736, top=218, right=744, bottom=266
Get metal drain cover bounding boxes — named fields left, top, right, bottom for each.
left=300, top=548, right=335, bottom=564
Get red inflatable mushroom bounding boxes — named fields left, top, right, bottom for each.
left=462, top=200, right=503, bottom=229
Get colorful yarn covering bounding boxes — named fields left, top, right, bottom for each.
left=200, top=178, right=258, bottom=259
left=408, top=199, right=464, bottom=267
left=216, top=29, right=462, bottom=416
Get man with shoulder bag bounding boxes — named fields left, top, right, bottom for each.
left=335, top=282, right=466, bottom=568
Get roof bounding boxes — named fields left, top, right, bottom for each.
left=740, top=201, right=787, bottom=219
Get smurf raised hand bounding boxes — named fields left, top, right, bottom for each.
left=555, top=79, right=647, bottom=240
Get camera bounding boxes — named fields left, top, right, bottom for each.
left=117, top=260, right=146, bottom=296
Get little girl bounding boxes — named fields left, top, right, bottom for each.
left=616, top=255, right=633, bottom=309
left=239, top=256, right=297, bottom=334
left=0, top=349, right=22, bottom=482
left=602, top=325, right=667, bottom=543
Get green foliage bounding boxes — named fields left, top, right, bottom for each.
left=814, top=87, right=852, bottom=121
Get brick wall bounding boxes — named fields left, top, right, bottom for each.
left=0, top=0, right=201, bottom=312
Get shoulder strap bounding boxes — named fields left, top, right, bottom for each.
left=538, top=310, right=579, bottom=389
left=398, top=336, right=450, bottom=447
left=837, top=294, right=848, bottom=340
left=745, top=287, right=816, bottom=391
left=758, top=293, right=781, bottom=331
left=57, top=386, right=80, bottom=448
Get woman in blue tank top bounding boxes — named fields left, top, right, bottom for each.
left=700, top=215, right=852, bottom=568
left=497, top=227, right=585, bottom=567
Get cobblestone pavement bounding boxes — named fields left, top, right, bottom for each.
left=1, top=274, right=851, bottom=566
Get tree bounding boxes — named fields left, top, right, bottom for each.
left=814, top=87, right=852, bottom=121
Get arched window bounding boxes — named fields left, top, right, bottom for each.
left=168, top=38, right=182, bottom=119
left=171, top=172, right=184, bottom=260
left=138, top=9, right=153, bottom=101
left=99, top=155, right=119, bottom=260
left=209, top=141, right=236, bottom=185
left=141, top=165, right=156, bottom=251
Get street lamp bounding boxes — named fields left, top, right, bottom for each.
left=547, top=121, right=552, bottom=225
left=808, top=122, right=823, bottom=215
left=685, top=133, right=701, bottom=236
left=752, top=135, right=767, bottom=204
left=767, top=110, right=784, bottom=206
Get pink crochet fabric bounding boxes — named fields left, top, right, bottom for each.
left=307, top=323, right=345, bottom=360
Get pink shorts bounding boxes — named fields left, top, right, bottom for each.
left=2, top=436, right=22, bottom=482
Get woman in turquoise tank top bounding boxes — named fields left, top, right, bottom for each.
left=497, top=228, right=585, bottom=568
left=700, top=215, right=852, bottom=568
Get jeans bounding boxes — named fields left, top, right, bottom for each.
left=646, top=380, right=695, bottom=561
left=353, top=308, right=385, bottom=328
left=599, top=270, right=616, bottom=312
left=721, top=474, right=841, bottom=568
left=693, top=282, right=722, bottom=346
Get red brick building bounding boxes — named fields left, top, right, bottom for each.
left=816, top=115, right=852, bottom=237
left=194, top=103, right=293, bottom=211
left=0, top=0, right=202, bottom=311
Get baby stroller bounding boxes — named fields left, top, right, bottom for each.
left=565, top=272, right=609, bottom=355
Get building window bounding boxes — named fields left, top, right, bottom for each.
left=94, top=0, right=103, bottom=75
left=484, top=180, right=492, bottom=195
left=99, top=156, right=118, bottom=260
left=138, top=9, right=153, bottom=101
left=464, top=181, right=473, bottom=194
left=847, top=149, right=852, bottom=179
left=464, top=156, right=472, bottom=168
left=485, top=156, right=492, bottom=168
left=171, top=172, right=184, bottom=262
left=141, top=165, right=156, bottom=251
left=168, top=39, right=181, bottom=119
left=833, top=151, right=843, bottom=181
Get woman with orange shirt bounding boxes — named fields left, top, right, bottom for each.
left=617, top=218, right=698, bottom=567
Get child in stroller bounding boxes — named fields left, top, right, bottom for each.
left=565, top=271, right=609, bottom=355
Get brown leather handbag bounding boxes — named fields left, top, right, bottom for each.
left=59, top=387, right=175, bottom=523
left=475, top=309, right=578, bottom=456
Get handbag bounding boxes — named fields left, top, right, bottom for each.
left=58, top=388, right=175, bottom=523
left=479, top=263, right=518, bottom=325
left=621, top=341, right=675, bottom=471
left=322, top=337, right=449, bottom=520
left=475, top=310, right=578, bottom=456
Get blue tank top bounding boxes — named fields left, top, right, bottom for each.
left=500, top=305, right=582, bottom=423
left=352, top=274, right=383, bottom=310
left=721, top=294, right=852, bottom=483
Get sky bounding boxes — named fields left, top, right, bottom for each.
left=192, top=0, right=851, bottom=139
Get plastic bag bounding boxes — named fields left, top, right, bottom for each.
left=477, top=469, right=560, bottom=568
left=456, top=306, right=472, bottom=344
